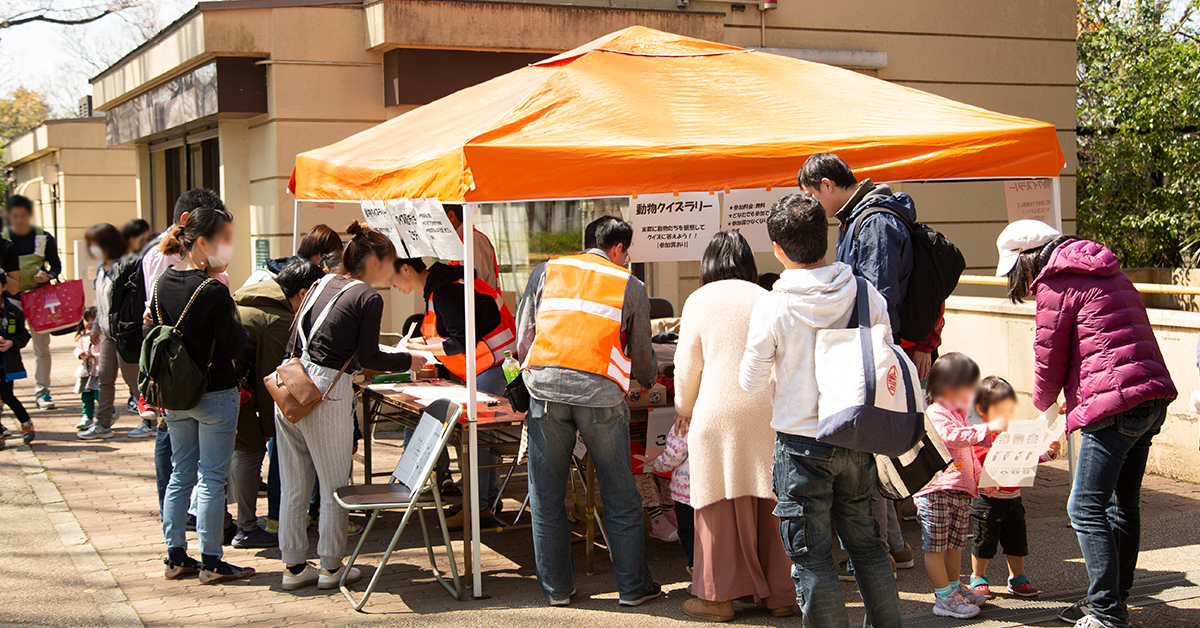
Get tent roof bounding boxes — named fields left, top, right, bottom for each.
left=291, top=26, right=1065, bottom=203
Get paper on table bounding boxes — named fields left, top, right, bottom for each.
left=392, top=385, right=497, bottom=406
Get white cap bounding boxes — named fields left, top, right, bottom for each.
left=995, top=220, right=1061, bottom=277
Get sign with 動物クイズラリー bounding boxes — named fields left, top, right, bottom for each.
left=722, top=188, right=799, bottom=253
left=628, top=192, right=720, bottom=263
left=1003, top=179, right=1055, bottom=226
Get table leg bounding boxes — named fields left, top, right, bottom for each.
left=362, top=393, right=373, bottom=485
left=586, top=453, right=596, bottom=576
left=460, top=435, right=473, bottom=590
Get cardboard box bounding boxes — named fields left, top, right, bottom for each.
left=626, top=383, right=669, bottom=408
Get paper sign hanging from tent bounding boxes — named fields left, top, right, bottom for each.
left=979, top=405, right=1064, bottom=489
left=413, top=198, right=464, bottom=261
left=388, top=199, right=436, bottom=257
left=361, top=201, right=409, bottom=256
left=722, top=188, right=799, bottom=253
left=1003, top=179, right=1055, bottom=226
left=629, top=192, right=720, bottom=262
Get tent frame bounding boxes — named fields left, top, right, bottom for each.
left=291, top=175, right=1064, bottom=601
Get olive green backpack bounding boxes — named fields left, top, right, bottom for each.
left=138, top=278, right=214, bottom=411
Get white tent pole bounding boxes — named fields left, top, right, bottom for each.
left=464, top=202, right=482, bottom=599
left=1050, top=177, right=1064, bottom=232
left=292, top=199, right=301, bottom=255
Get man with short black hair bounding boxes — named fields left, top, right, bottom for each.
left=443, top=203, right=501, bottom=292
left=741, top=193, right=902, bottom=628
left=516, top=216, right=660, bottom=608
left=5, top=195, right=62, bottom=410
left=230, top=259, right=325, bottom=549
left=799, top=153, right=921, bottom=582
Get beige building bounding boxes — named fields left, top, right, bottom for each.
left=3, top=117, right=138, bottom=287
left=89, top=0, right=1075, bottom=322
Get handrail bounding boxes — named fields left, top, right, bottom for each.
left=959, top=274, right=1200, bottom=296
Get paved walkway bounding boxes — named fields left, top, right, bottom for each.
left=2, top=335, right=1200, bottom=627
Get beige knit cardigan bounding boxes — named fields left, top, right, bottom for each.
left=674, top=279, right=776, bottom=510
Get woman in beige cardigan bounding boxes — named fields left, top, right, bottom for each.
left=676, top=230, right=797, bottom=621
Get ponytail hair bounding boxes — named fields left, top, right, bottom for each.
left=342, top=220, right=396, bottom=277
left=158, top=207, right=232, bottom=257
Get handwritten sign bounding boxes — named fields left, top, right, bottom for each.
left=629, top=192, right=720, bottom=262
left=722, top=188, right=798, bottom=252
left=361, top=201, right=408, bottom=256
left=412, top=198, right=464, bottom=261
left=1004, top=179, right=1055, bottom=226
left=979, top=405, right=1064, bottom=489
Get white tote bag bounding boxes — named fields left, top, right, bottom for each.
left=813, top=277, right=926, bottom=456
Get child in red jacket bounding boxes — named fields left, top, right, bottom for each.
left=968, top=376, right=1060, bottom=600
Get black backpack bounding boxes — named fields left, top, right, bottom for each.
left=852, top=204, right=965, bottom=344
left=109, top=249, right=150, bottom=364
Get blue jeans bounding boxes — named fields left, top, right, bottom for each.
left=527, top=397, right=654, bottom=602
left=1067, top=399, right=1168, bottom=628
left=161, top=389, right=239, bottom=558
left=773, top=433, right=902, bottom=628
left=155, top=425, right=173, bottom=514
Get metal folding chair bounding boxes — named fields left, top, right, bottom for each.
left=334, top=398, right=463, bottom=610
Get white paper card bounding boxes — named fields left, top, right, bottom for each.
left=644, top=407, right=675, bottom=462
left=361, top=201, right=408, bottom=256
left=391, top=385, right=497, bottom=407
left=413, top=198, right=464, bottom=260
left=573, top=431, right=587, bottom=459
left=393, top=411, right=442, bottom=489
left=979, top=404, right=1063, bottom=489
left=722, top=188, right=799, bottom=253
left=629, top=192, right=720, bottom=262
left=389, top=199, right=434, bottom=257
left=1004, top=179, right=1055, bottom=226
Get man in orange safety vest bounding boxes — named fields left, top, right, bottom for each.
left=515, top=216, right=660, bottom=608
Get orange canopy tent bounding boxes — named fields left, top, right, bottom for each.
left=290, top=26, right=1065, bottom=203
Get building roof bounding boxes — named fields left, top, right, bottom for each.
left=90, top=0, right=363, bottom=84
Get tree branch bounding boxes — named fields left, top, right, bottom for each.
left=1, top=2, right=133, bottom=30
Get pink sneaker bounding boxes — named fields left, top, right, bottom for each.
left=648, top=513, right=679, bottom=542
left=663, top=508, right=678, bottom=529
left=1007, top=579, right=1040, bottom=597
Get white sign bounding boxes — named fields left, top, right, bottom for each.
left=644, top=407, right=675, bottom=463
left=629, top=192, right=720, bottom=262
left=393, top=411, right=443, bottom=489
left=573, top=431, right=587, bottom=460
left=979, top=405, right=1064, bottom=489
left=361, top=201, right=408, bottom=257
left=722, top=188, right=799, bottom=253
left=389, top=199, right=435, bottom=258
left=1004, top=179, right=1055, bottom=226
left=413, top=198, right=464, bottom=261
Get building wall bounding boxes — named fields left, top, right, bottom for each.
left=943, top=296, right=1200, bottom=484
left=642, top=0, right=1077, bottom=308
left=4, top=120, right=138, bottom=288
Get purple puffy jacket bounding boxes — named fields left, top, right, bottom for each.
left=1032, top=239, right=1176, bottom=433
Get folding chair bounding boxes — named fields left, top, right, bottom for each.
left=334, top=398, right=463, bottom=610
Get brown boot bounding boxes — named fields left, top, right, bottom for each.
left=769, top=605, right=797, bottom=617
left=445, top=507, right=493, bottom=531
left=682, top=598, right=735, bottom=622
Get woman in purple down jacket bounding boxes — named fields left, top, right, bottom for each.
left=996, top=220, right=1176, bottom=628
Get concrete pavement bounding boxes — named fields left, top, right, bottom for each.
left=2, top=335, right=1200, bottom=627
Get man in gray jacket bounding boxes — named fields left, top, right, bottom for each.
left=516, top=215, right=660, bottom=608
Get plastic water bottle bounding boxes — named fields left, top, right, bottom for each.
left=502, top=350, right=520, bottom=384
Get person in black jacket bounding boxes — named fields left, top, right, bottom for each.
left=0, top=296, right=32, bottom=448
left=153, top=207, right=252, bottom=585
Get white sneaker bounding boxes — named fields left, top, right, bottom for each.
left=318, top=565, right=361, bottom=589
left=549, top=587, right=577, bottom=607
left=932, top=591, right=980, bottom=619
left=1075, top=616, right=1112, bottom=628
left=958, top=582, right=988, bottom=606
left=126, top=422, right=156, bottom=438
left=281, top=564, right=320, bottom=590
left=78, top=424, right=114, bottom=440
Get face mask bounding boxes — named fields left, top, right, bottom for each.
left=206, top=242, right=234, bottom=268
left=89, top=245, right=103, bottom=260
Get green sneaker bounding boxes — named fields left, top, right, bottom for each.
left=76, top=416, right=93, bottom=431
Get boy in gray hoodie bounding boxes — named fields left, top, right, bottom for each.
left=740, top=193, right=902, bottom=628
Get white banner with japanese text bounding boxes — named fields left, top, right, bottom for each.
left=629, top=192, right=720, bottom=262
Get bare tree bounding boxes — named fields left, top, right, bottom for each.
left=1, top=1, right=139, bottom=29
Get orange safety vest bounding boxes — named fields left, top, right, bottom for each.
left=524, top=253, right=633, bottom=390
left=421, top=277, right=517, bottom=381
